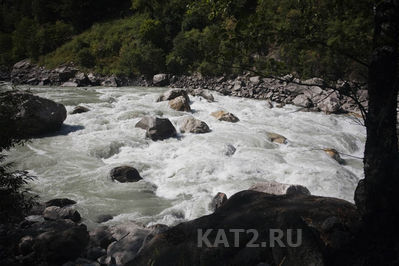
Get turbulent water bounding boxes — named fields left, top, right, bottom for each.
left=6, top=86, right=366, bottom=228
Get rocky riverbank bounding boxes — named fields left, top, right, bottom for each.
left=4, top=60, right=368, bottom=115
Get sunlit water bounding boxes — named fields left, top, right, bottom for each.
left=5, top=86, right=366, bottom=228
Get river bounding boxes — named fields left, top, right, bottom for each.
left=6, top=86, right=366, bottom=228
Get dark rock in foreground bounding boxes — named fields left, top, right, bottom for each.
left=128, top=190, right=360, bottom=266
left=110, top=166, right=143, bottom=183
left=0, top=90, right=67, bottom=139
left=135, top=116, right=177, bottom=141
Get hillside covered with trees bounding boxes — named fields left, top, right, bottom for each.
left=1, top=0, right=373, bottom=80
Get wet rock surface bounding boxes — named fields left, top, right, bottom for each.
left=128, top=190, right=360, bottom=266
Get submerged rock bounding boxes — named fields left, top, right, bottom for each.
left=96, top=214, right=114, bottom=223
left=135, top=116, right=177, bottom=141
left=110, top=166, right=142, bottom=183
left=211, top=110, right=239, bottom=123
left=169, top=95, right=191, bottom=112
left=323, top=148, right=345, bottom=164
left=0, top=90, right=67, bottom=138
left=70, top=105, right=90, bottom=114
left=179, top=116, right=210, bottom=134
left=266, top=132, right=287, bottom=144
left=224, top=144, right=236, bottom=156
left=45, top=198, right=77, bottom=208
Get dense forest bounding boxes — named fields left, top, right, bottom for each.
left=0, top=0, right=374, bottom=80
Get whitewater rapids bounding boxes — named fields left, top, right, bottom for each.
left=6, top=86, right=366, bottom=228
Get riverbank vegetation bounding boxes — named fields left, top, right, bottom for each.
left=1, top=0, right=373, bottom=80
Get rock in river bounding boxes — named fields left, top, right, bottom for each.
left=135, top=116, right=177, bottom=141
left=179, top=116, right=210, bottom=134
left=0, top=90, right=66, bottom=138
left=211, top=110, right=239, bottom=123
left=70, top=105, right=90, bottom=114
left=156, top=88, right=190, bottom=102
left=169, top=95, right=191, bottom=112
left=110, top=166, right=143, bottom=183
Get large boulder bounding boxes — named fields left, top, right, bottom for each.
left=129, top=191, right=360, bottom=266
left=0, top=91, right=67, bottom=140
left=211, top=110, right=239, bottom=123
left=169, top=96, right=191, bottom=112
left=109, top=166, right=143, bottom=183
left=135, top=116, right=177, bottom=141
left=157, top=88, right=190, bottom=102
left=179, top=116, right=210, bottom=134
left=153, top=74, right=170, bottom=87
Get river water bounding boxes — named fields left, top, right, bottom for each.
left=6, top=86, right=366, bottom=228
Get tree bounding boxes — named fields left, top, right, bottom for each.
left=354, top=0, right=399, bottom=262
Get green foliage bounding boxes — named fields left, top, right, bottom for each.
left=0, top=91, right=37, bottom=224
left=2, top=0, right=374, bottom=80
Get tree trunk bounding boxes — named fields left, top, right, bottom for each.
left=355, top=0, right=399, bottom=249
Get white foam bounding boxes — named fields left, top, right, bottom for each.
left=6, top=86, right=366, bottom=228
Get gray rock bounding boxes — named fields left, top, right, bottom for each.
left=191, top=89, right=214, bottom=102
left=249, top=76, right=261, bottom=85
left=0, top=91, right=67, bottom=137
left=211, top=110, right=239, bottom=123
left=90, top=226, right=115, bottom=249
left=156, top=88, right=189, bottom=102
left=153, top=74, right=169, bottom=87
left=61, top=81, right=79, bottom=87
left=107, top=222, right=152, bottom=266
left=110, top=166, right=142, bottom=183
left=43, top=206, right=81, bottom=223
left=179, top=116, right=210, bottom=134
left=101, top=76, right=119, bottom=87
left=135, top=116, right=177, bottom=141
left=169, top=95, right=191, bottom=112
left=317, top=91, right=341, bottom=113
left=293, top=94, right=313, bottom=108
left=224, top=144, right=236, bottom=156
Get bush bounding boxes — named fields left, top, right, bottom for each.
left=118, top=41, right=165, bottom=76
